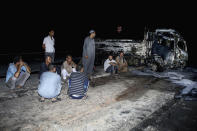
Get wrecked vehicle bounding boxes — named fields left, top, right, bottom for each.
left=95, top=29, right=188, bottom=71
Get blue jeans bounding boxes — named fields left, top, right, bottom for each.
left=106, top=65, right=118, bottom=74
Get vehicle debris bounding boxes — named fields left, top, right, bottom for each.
left=95, top=29, right=188, bottom=71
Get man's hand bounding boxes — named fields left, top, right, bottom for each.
left=14, top=63, right=23, bottom=78
left=24, top=63, right=31, bottom=74
left=110, top=62, right=116, bottom=66
left=124, top=62, right=128, bottom=67
left=19, top=61, right=24, bottom=67
left=21, top=61, right=31, bottom=74
left=85, top=56, right=88, bottom=59
left=42, top=44, right=46, bottom=50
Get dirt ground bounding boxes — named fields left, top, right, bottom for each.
left=131, top=100, right=197, bottom=131
left=0, top=70, right=197, bottom=131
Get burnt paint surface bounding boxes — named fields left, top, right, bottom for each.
left=95, top=29, right=188, bottom=71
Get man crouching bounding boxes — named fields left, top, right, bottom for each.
left=116, top=52, right=128, bottom=73
left=5, top=56, right=31, bottom=89
left=67, top=66, right=89, bottom=99
left=38, top=64, right=62, bottom=103
left=104, top=54, right=118, bottom=75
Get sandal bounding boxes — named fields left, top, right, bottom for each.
left=82, top=95, right=88, bottom=100
left=52, top=98, right=61, bottom=103
left=39, top=97, right=45, bottom=102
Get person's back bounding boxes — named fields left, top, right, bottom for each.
left=38, top=71, right=61, bottom=99
left=68, top=71, right=89, bottom=99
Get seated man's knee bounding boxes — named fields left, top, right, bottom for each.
left=11, top=76, right=17, bottom=81
left=25, top=72, right=30, bottom=77
left=123, top=67, right=128, bottom=72
left=61, top=69, right=68, bottom=80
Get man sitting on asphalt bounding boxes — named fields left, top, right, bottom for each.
left=39, top=55, right=52, bottom=78
left=116, top=52, right=128, bottom=73
left=61, top=55, right=77, bottom=82
left=104, top=54, right=118, bottom=75
left=67, top=66, right=89, bottom=99
left=5, top=56, right=31, bottom=89
left=38, top=64, right=62, bottom=102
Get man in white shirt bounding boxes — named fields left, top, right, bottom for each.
left=61, top=55, right=77, bottom=82
left=42, top=30, right=55, bottom=62
left=104, top=55, right=118, bottom=74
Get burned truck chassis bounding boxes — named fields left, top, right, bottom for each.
left=95, top=29, right=188, bottom=71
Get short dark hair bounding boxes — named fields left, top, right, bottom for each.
left=49, top=29, right=54, bottom=32
left=108, top=53, right=113, bottom=56
left=66, top=55, right=72, bottom=59
left=13, top=56, right=22, bottom=64
left=49, top=64, right=56, bottom=71
left=120, top=51, right=124, bottom=54
left=108, top=54, right=113, bottom=59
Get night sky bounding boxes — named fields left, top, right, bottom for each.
left=1, top=3, right=196, bottom=67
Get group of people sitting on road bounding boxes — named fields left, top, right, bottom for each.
left=5, top=52, right=128, bottom=102
left=5, top=29, right=128, bottom=102
left=104, top=52, right=128, bottom=75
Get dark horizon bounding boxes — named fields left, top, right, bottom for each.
left=0, top=3, right=196, bottom=67
left=1, top=23, right=197, bottom=67
left=1, top=23, right=194, bottom=51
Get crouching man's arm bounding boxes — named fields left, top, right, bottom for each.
left=14, top=63, right=23, bottom=78
left=109, top=62, right=117, bottom=66
left=124, top=60, right=128, bottom=67
left=23, top=62, right=31, bottom=74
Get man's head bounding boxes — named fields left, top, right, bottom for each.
left=66, top=55, right=72, bottom=64
left=120, top=52, right=124, bottom=57
left=117, top=25, right=122, bottom=33
left=89, top=30, right=96, bottom=39
left=108, top=55, right=113, bottom=61
left=49, top=64, right=56, bottom=73
left=45, top=56, right=52, bottom=65
left=13, top=56, right=23, bottom=66
left=49, top=30, right=54, bottom=37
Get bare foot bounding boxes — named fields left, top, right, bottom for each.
left=51, top=98, right=57, bottom=102
left=51, top=98, right=61, bottom=103
left=16, top=86, right=22, bottom=89
left=82, top=95, right=88, bottom=100
left=39, top=97, right=45, bottom=102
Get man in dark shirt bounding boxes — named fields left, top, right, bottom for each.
left=39, top=56, right=52, bottom=77
left=67, top=66, right=89, bottom=99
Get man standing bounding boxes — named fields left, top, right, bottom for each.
left=82, top=30, right=96, bottom=76
left=5, top=56, right=31, bottom=89
left=42, top=30, right=55, bottom=62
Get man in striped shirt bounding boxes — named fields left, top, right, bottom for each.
left=67, top=66, right=89, bottom=99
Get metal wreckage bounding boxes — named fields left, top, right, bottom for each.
left=95, top=29, right=188, bottom=71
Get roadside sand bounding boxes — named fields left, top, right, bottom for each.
left=0, top=67, right=196, bottom=131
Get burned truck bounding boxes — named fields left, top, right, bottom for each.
left=95, top=29, right=188, bottom=71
